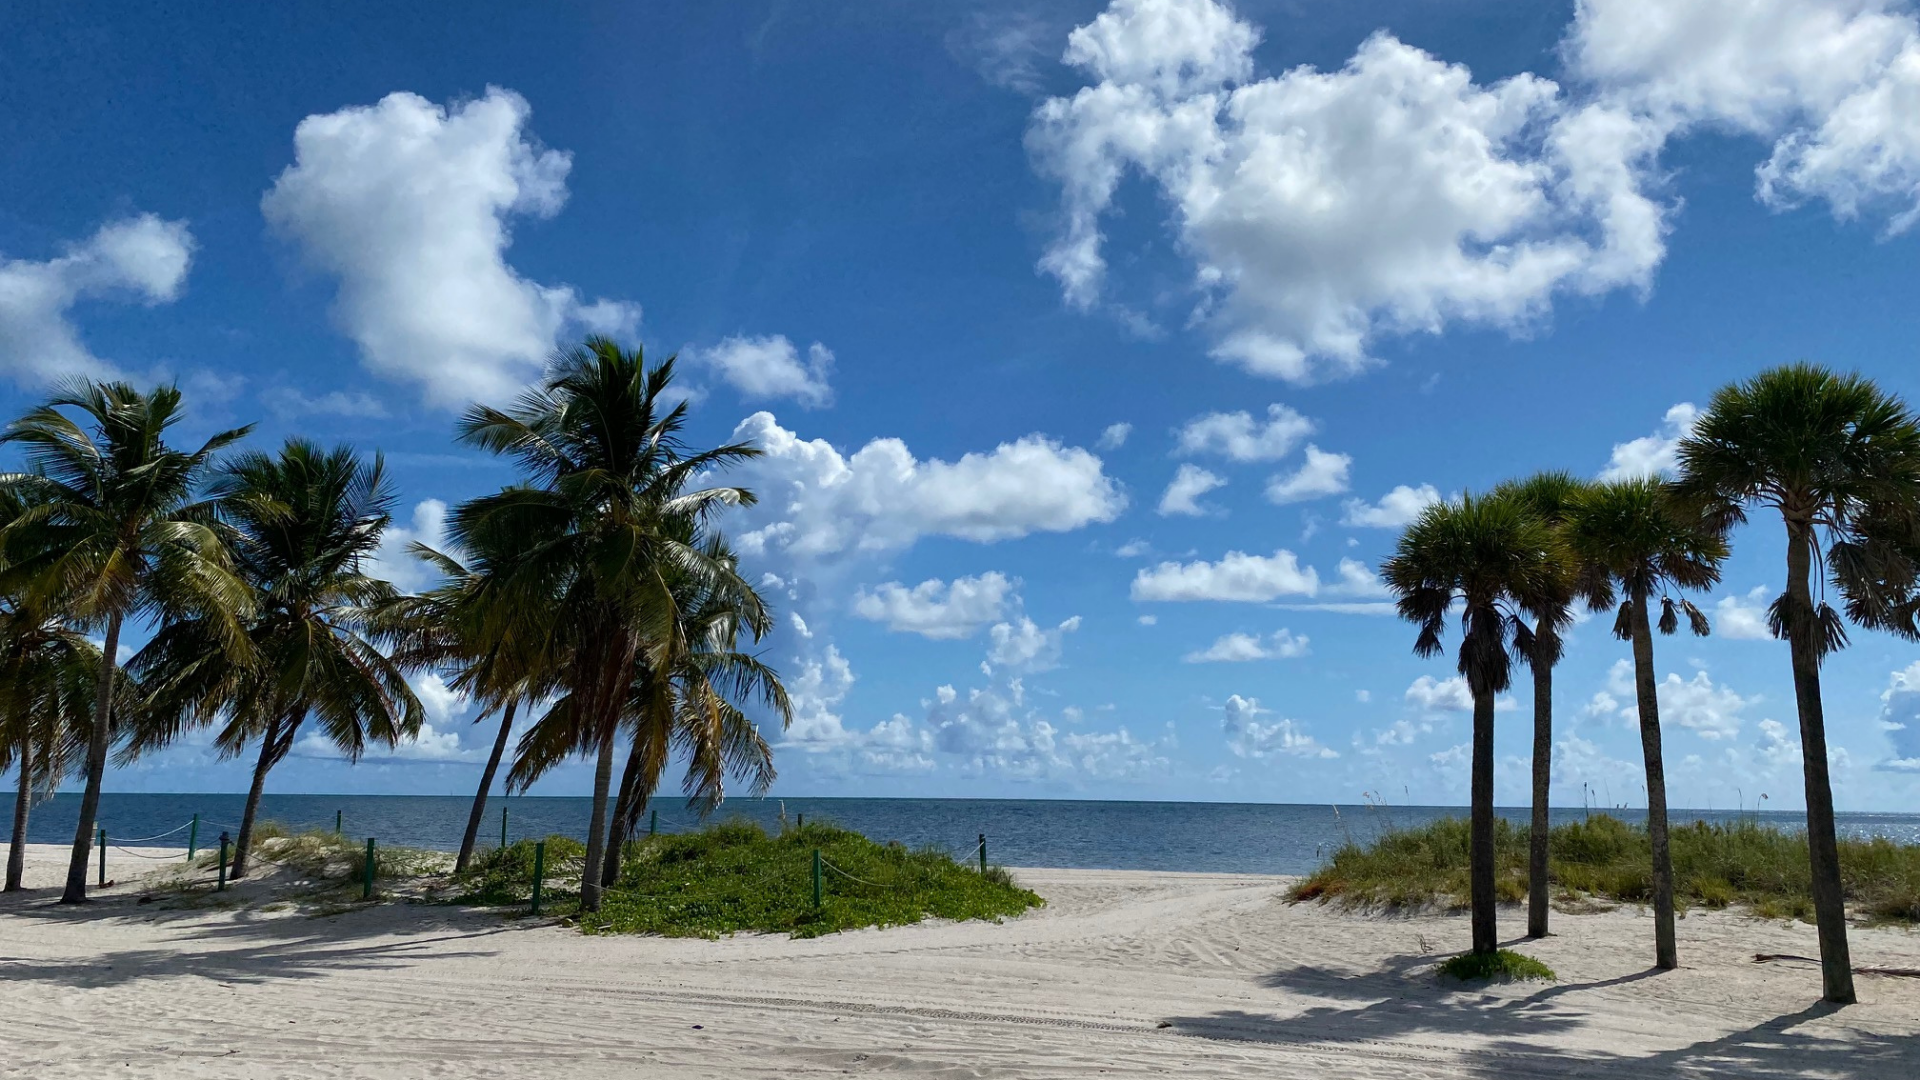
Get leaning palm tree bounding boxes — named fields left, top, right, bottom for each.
left=1676, top=364, right=1920, bottom=1003
left=128, top=440, right=422, bottom=878
left=453, top=337, right=761, bottom=911
left=1492, top=471, right=1604, bottom=940
left=0, top=382, right=252, bottom=903
left=0, top=610, right=99, bottom=892
left=1566, top=478, right=1724, bottom=971
left=1383, top=494, right=1561, bottom=956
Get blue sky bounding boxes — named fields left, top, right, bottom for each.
left=4, top=0, right=1920, bottom=810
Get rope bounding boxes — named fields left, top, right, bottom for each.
left=111, top=845, right=186, bottom=860
left=820, top=859, right=903, bottom=889
left=104, top=820, right=195, bottom=844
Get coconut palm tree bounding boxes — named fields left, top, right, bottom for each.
left=1382, top=494, right=1561, bottom=956
left=128, top=440, right=422, bottom=878
left=0, top=609, right=100, bottom=892
left=1492, top=471, right=1603, bottom=940
left=1675, top=364, right=1920, bottom=1003
left=0, top=382, right=252, bottom=903
left=1565, top=478, right=1725, bottom=971
left=453, top=337, right=761, bottom=911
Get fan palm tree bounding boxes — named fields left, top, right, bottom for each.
left=453, top=337, right=760, bottom=911
left=1675, top=364, right=1920, bottom=1003
left=128, top=440, right=422, bottom=878
left=0, top=382, right=252, bottom=903
left=1492, top=471, right=1603, bottom=939
left=1565, top=478, right=1724, bottom=971
left=1382, top=494, right=1560, bottom=956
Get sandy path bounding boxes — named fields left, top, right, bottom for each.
left=2, top=845, right=1916, bottom=1078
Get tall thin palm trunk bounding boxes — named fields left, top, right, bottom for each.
left=1469, top=688, right=1498, bottom=955
left=231, top=716, right=282, bottom=879
left=1785, top=526, right=1855, bottom=1003
left=580, top=720, right=617, bottom=913
left=7, top=736, right=29, bottom=892
left=602, top=735, right=648, bottom=889
left=61, top=612, right=120, bottom=904
left=1527, top=634, right=1553, bottom=938
left=457, top=699, right=518, bottom=874
left=1627, top=592, right=1677, bottom=970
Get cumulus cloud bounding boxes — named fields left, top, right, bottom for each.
left=1714, top=585, right=1777, bottom=640
left=1096, top=421, right=1133, bottom=450
left=1341, top=484, right=1442, bottom=528
left=0, top=214, right=193, bottom=384
left=986, top=615, right=1083, bottom=674
left=1028, top=0, right=1668, bottom=382
left=1264, top=445, right=1352, bottom=504
left=260, top=387, right=388, bottom=420
left=692, top=334, right=833, bottom=407
left=1131, top=547, right=1319, bottom=602
left=729, top=412, right=1126, bottom=563
left=1599, top=402, right=1699, bottom=480
left=1656, top=668, right=1755, bottom=739
left=262, top=88, right=639, bottom=409
left=1159, top=463, right=1228, bottom=516
left=1175, top=403, right=1314, bottom=461
left=1329, top=558, right=1391, bottom=597
left=851, top=572, right=1016, bottom=639
left=1406, top=674, right=1475, bottom=712
left=1221, top=694, right=1337, bottom=759
left=1182, top=628, right=1308, bottom=662
left=1877, top=660, right=1920, bottom=771
left=366, top=499, right=448, bottom=594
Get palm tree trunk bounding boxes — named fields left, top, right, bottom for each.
left=6, top=736, right=30, bottom=892
left=60, top=611, right=121, bottom=904
left=231, top=717, right=283, bottom=880
left=1628, top=591, right=1677, bottom=970
left=580, top=719, right=618, bottom=913
left=456, top=700, right=518, bottom=874
left=602, top=733, right=651, bottom=889
left=1527, top=638, right=1553, bottom=939
left=1469, top=686, right=1498, bottom=955
left=1785, top=524, right=1855, bottom=1004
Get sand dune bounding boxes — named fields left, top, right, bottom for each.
left=2, top=844, right=1916, bottom=1077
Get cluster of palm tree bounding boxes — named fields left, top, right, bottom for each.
left=1385, top=364, right=1920, bottom=1004
left=0, top=337, right=790, bottom=911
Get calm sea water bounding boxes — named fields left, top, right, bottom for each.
left=26, top=794, right=1920, bottom=875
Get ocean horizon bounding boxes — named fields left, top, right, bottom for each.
left=30, top=793, right=1920, bottom=876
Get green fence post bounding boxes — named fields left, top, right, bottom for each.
left=649, top=808, right=657, bottom=836
left=812, top=848, right=822, bottom=910
left=530, top=840, right=546, bottom=916
left=362, top=837, right=375, bottom=900
left=97, top=826, right=107, bottom=887
left=500, top=805, right=509, bottom=850
left=336, top=809, right=343, bottom=835
left=979, top=833, right=987, bottom=875
left=217, top=834, right=230, bottom=891
left=188, top=813, right=199, bottom=859
left=798, top=812, right=804, bottom=830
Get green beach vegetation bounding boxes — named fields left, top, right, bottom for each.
left=1293, top=814, right=1920, bottom=927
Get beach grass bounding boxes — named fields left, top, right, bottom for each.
left=454, top=818, right=1044, bottom=938
left=1292, top=813, right=1920, bottom=924
left=1438, top=949, right=1556, bottom=982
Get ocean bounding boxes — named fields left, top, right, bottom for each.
left=25, top=793, right=1920, bottom=875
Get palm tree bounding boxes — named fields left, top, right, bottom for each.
left=1565, top=478, right=1724, bottom=971
left=128, top=440, right=422, bottom=878
left=1492, top=471, right=1603, bottom=939
left=1675, top=364, right=1920, bottom=1003
left=453, top=337, right=761, bottom=911
left=0, top=610, right=100, bottom=892
left=1383, top=494, right=1561, bottom=956
left=0, top=382, right=252, bottom=903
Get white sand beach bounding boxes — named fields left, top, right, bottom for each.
left=2, top=844, right=1916, bottom=1078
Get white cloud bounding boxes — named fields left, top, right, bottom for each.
left=1264, top=445, right=1352, bottom=504
left=1137, top=614, right=1157, bottom=625
left=1329, top=558, right=1390, bottom=597
left=366, top=499, right=447, bottom=594
left=731, top=412, right=1126, bottom=561
left=986, top=615, right=1083, bottom=674
left=1158, top=463, right=1228, bottom=516
left=1599, top=402, right=1699, bottom=480
left=1877, top=660, right=1920, bottom=770
left=262, top=88, right=639, bottom=409
left=1182, top=628, right=1308, bottom=662
left=1406, top=674, right=1474, bottom=712
left=1714, top=585, right=1777, bottom=640
left=851, top=572, right=1016, bottom=639
left=260, top=387, right=388, bottom=420
left=1340, top=483, right=1442, bottom=528
left=784, top=645, right=861, bottom=747
left=1115, top=538, right=1152, bottom=558
left=1654, top=668, right=1754, bottom=739
left=1221, top=694, right=1337, bottom=759
left=1131, top=548, right=1319, bottom=602
left=1175, top=403, right=1314, bottom=461
left=949, top=9, right=1058, bottom=95
left=692, top=334, right=833, bottom=407
left=1570, top=0, right=1920, bottom=234
left=1029, top=0, right=1667, bottom=382
left=1096, top=421, right=1133, bottom=450
left=0, top=214, right=193, bottom=384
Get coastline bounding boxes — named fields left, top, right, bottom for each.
left=4, top=845, right=1918, bottom=1077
